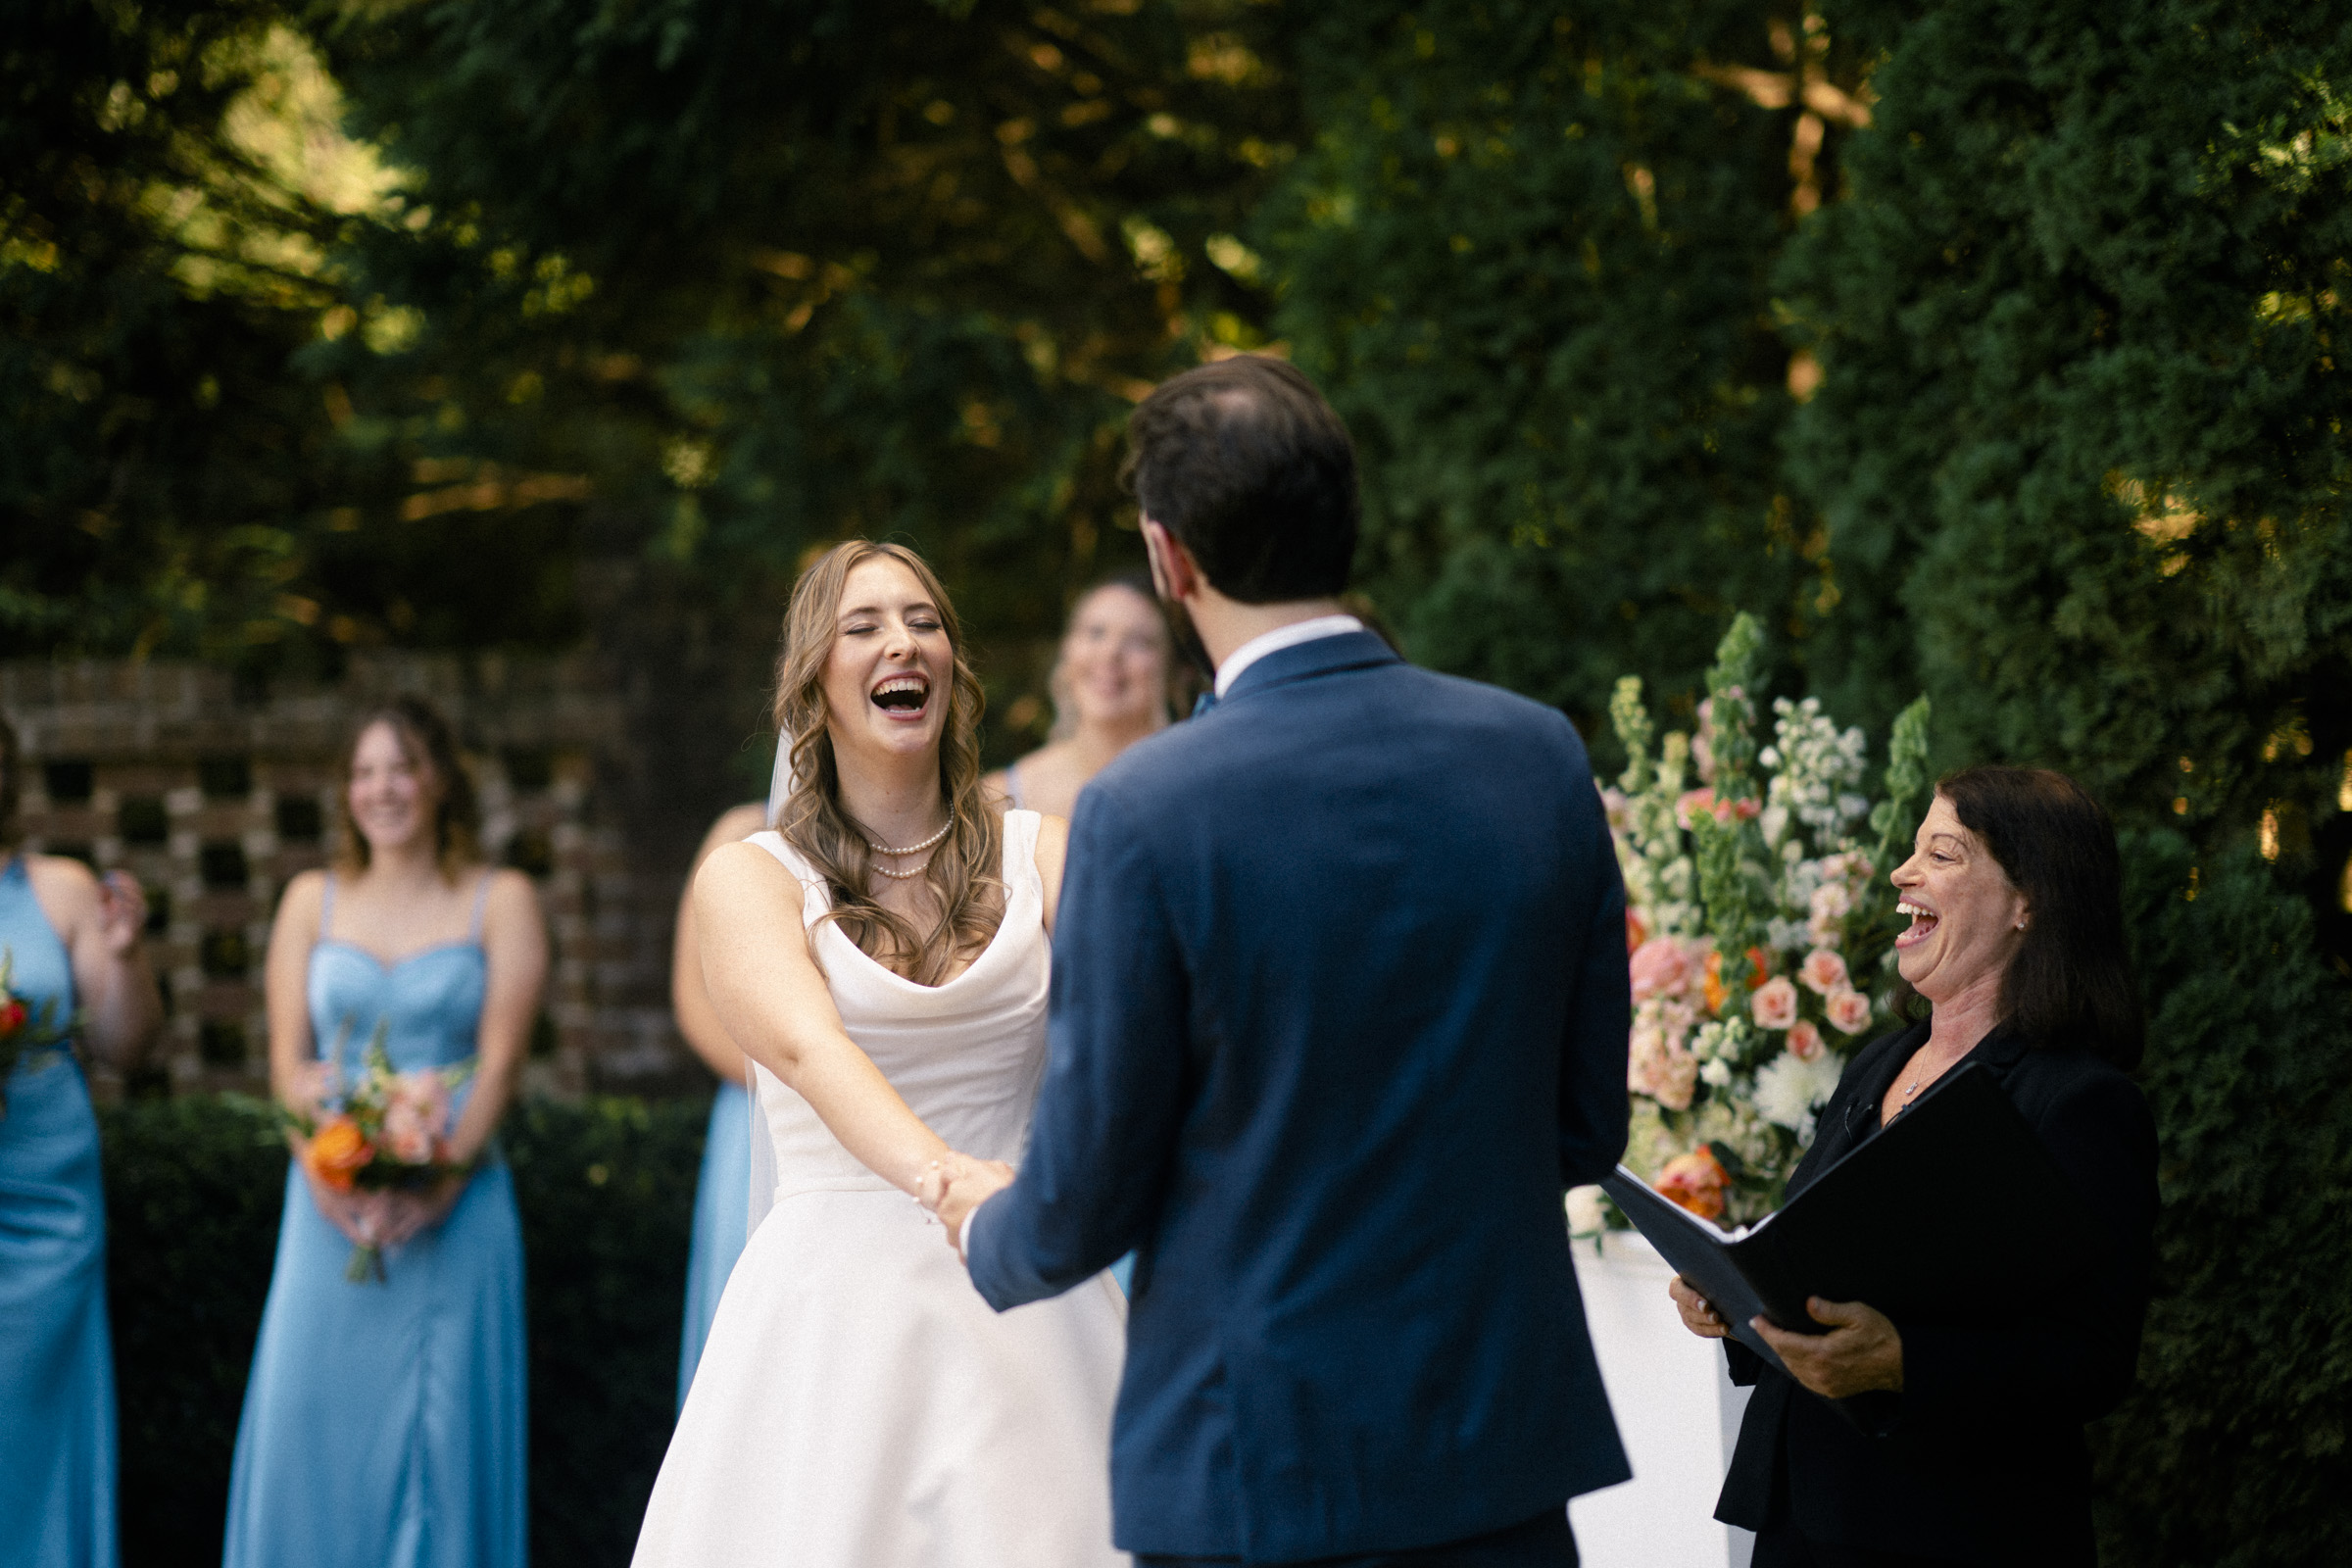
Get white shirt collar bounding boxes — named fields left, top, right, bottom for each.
left=1212, top=614, right=1367, bottom=699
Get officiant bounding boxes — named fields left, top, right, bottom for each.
left=1669, top=765, right=2158, bottom=1568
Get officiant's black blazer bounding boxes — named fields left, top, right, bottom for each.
left=964, top=629, right=1635, bottom=1563
left=1715, top=1019, right=2158, bottom=1566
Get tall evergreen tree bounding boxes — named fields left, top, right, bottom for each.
left=1261, top=0, right=1875, bottom=737
left=1782, top=0, right=2352, bottom=953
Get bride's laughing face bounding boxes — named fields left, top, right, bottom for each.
left=821, top=557, right=954, bottom=768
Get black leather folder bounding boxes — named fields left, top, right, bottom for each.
left=1598, top=1061, right=2097, bottom=1377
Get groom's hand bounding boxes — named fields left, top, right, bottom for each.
left=936, top=1159, right=1016, bottom=1261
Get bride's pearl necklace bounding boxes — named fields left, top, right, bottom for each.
left=865, top=818, right=951, bottom=878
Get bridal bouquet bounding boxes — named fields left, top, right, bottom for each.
left=1592, top=614, right=1930, bottom=1226
left=279, top=1022, right=473, bottom=1281
left=0, top=948, right=76, bottom=1117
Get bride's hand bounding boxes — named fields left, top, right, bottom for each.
left=927, top=1156, right=1016, bottom=1260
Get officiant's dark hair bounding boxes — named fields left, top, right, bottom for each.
left=1122, top=356, right=1358, bottom=603
left=1933, top=765, right=2144, bottom=1070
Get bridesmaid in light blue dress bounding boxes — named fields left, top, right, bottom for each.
left=669, top=801, right=765, bottom=1408
left=0, top=715, right=165, bottom=1568
left=223, top=700, right=546, bottom=1568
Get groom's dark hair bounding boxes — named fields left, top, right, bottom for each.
left=1121, top=356, right=1358, bottom=604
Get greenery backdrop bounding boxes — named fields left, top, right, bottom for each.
left=15, top=0, right=2352, bottom=1563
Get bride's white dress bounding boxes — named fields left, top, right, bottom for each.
left=632, top=812, right=1128, bottom=1567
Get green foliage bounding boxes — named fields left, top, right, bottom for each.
left=2096, top=834, right=2352, bottom=1566
left=504, top=1096, right=703, bottom=1564
left=1261, top=0, right=1861, bottom=733
left=1782, top=0, right=2352, bottom=942
left=100, top=1094, right=708, bottom=1568
left=103, top=1096, right=286, bottom=1567
left=304, top=0, right=1311, bottom=728
left=0, top=3, right=581, bottom=671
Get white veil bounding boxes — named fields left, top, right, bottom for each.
left=744, top=736, right=792, bottom=1242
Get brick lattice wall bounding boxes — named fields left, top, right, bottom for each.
left=1, top=655, right=707, bottom=1099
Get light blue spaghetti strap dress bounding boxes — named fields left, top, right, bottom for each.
left=675, top=1079, right=749, bottom=1409
left=221, top=873, right=526, bottom=1568
left=0, top=855, right=119, bottom=1568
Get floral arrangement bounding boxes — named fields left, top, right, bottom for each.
left=1595, top=613, right=1931, bottom=1226
left=280, top=1021, right=473, bottom=1281
left=0, top=948, right=76, bottom=1117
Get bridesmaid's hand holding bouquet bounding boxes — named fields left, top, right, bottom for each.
left=280, top=1022, right=475, bottom=1282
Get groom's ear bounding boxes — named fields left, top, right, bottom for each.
left=1142, top=518, right=1199, bottom=603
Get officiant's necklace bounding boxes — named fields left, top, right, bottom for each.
left=864, top=818, right=952, bottom=878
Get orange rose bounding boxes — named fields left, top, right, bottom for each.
left=1702, top=951, right=1728, bottom=1016
left=1656, top=1148, right=1730, bottom=1222
left=1625, top=909, right=1648, bottom=956
left=308, top=1116, right=374, bottom=1193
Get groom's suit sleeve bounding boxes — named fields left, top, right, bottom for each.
left=1555, top=734, right=1633, bottom=1188
left=967, top=783, right=1186, bottom=1310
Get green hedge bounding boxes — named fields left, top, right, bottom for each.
left=2093, top=838, right=2352, bottom=1566
left=101, top=1094, right=707, bottom=1568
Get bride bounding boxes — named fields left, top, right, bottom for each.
left=632, top=541, right=1127, bottom=1567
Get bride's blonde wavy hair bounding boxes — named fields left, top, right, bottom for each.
left=772, top=540, right=1004, bottom=985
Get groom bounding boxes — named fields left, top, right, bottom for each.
left=941, top=356, right=1633, bottom=1567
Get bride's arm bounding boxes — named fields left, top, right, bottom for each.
left=1033, top=813, right=1070, bottom=935
left=693, top=841, right=955, bottom=1195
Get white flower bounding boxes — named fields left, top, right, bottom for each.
left=1700, top=1057, right=1734, bottom=1088
left=1566, top=1186, right=1608, bottom=1237
left=1753, top=1049, right=1845, bottom=1141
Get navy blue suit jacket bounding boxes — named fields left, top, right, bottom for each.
left=966, top=631, right=1634, bottom=1563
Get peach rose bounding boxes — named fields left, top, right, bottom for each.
left=1628, top=1024, right=1699, bottom=1111
left=308, top=1116, right=373, bottom=1194
left=1750, top=975, right=1799, bottom=1031
left=1798, top=948, right=1849, bottom=997
left=1826, top=988, right=1874, bottom=1036
left=1787, top=1019, right=1826, bottom=1061
left=1630, top=937, right=1694, bottom=1003
left=1655, top=1148, right=1729, bottom=1221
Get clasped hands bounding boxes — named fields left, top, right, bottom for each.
left=914, top=1152, right=1015, bottom=1263
left=1667, top=1275, right=1905, bottom=1399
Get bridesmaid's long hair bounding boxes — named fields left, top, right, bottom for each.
left=772, top=541, right=1003, bottom=985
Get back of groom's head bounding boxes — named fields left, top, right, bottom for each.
left=1123, top=356, right=1358, bottom=605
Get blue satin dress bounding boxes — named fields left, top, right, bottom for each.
left=0, top=856, right=119, bottom=1568
left=675, top=1079, right=749, bottom=1409
left=221, top=874, right=526, bottom=1568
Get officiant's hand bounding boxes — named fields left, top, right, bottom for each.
left=1668, top=1276, right=1733, bottom=1340
left=925, top=1157, right=1015, bottom=1260
left=1752, top=1297, right=1905, bottom=1398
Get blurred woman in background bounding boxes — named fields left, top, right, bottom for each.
left=669, top=796, right=765, bottom=1408
left=225, top=698, right=546, bottom=1568
left=0, top=714, right=164, bottom=1568
left=983, top=572, right=1175, bottom=816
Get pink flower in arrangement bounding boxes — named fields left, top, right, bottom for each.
left=1750, top=975, right=1800, bottom=1031
left=1600, top=788, right=1632, bottom=835
left=1808, top=881, right=1852, bottom=926
left=1628, top=1024, right=1699, bottom=1111
left=1825, top=988, right=1874, bottom=1036
left=1798, top=948, right=1849, bottom=997
left=1630, top=937, right=1696, bottom=1002
left=380, top=1073, right=453, bottom=1166
left=1787, top=1019, right=1826, bottom=1061
left=1674, top=788, right=1762, bottom=831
